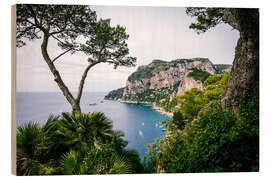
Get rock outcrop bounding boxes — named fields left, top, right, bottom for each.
left=105, top=58, right=230, bottom=101
left=105, top=57, right=232, bottom=114
left=104, top=87, right=124, bottom=100
left=122, top=58, right=216, bottom=99
left=176, top=70, right=205, bottom=96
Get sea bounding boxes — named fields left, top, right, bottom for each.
left=16, top=92, right=170, bottom=158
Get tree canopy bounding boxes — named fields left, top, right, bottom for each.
left=16, top=4, right=97, bottom=48
left=16, top=4, right=136, bottom=112
left=186, top=8, right=225, bottom=34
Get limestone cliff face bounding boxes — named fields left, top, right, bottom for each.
left=105, top=58, right=232, bottom=106
left=176, top=71, right=204, bottom=96
left=122, top=58, right=216, bottom=99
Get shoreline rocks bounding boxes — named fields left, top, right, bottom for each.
left=152, top=104, right=173, bottom=118
left=118, top=99, right=173, bottom=118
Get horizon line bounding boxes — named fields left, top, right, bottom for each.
left=16, top=91, right=109, bottom=93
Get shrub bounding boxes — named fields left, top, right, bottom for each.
left=171, top=109, right=186, bottom=130
left=145, top=98, right=259, bottom=173
left=187, top=67, right=211, bottom=82
left=203, top=85, right=224, bottom=102
left=16, top=123, right=43, bottom=175
left=177, top=88, right=204, bottom=120
left=203, top=71, right=230, bottom=88
left=202, top=71, right=230, bottom=103
left=17, top=112, right=144, bottom=175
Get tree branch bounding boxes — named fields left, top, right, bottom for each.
left=49, top=30, right=64, bottom=36
left=76, top=61, right=100, bottom=103
left=41, top=34, right=79, bottom=111
left=27, top=5, right=47, bottom=32
left=52, top=48, right=73, bottom=63
left=39, top=8, right=46, bottom=27
left=28, top=6, right=40, bottom=26
left=51, top=34, right=65, bottom=45
left=16, top=24, right=34, bottom=37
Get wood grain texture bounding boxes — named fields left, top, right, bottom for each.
left=11, top=4, right=16, bottom=175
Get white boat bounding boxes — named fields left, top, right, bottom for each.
left=89, top=103, right=97, bottom=106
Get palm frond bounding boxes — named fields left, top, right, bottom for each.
left=109, top=154, right=132, bottom=174
left=59, top=150, right=82, bottom=175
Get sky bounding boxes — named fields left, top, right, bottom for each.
left=17, top=6, right=240, bottom=93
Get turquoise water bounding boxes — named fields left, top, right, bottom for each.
left=16, top=92, right=170, bottom=158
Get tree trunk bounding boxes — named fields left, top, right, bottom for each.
left=41, top=33, right=81, bottom=113
left=76, top=62, right=99, bottom=104
left=220, top=8, right=259, bottom=113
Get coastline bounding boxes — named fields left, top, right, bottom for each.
left=117, top=99, right=173, bottom=118
left=152, top=104, right=173, bottom=118
left=118, top=99, right=151, bottom=105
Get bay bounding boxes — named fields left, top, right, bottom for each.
left=16, top=92, right=170, bottom=158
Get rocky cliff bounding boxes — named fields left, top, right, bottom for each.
left=176, top=70, right=205, bottom=96
left=104, top=87, right=124, bottom=100
left=122, top=58, right=216, bottom=99
left=105, top=58, right=231, bottom=109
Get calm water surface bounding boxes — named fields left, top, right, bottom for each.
left=16, top=92, right=170, bottom=158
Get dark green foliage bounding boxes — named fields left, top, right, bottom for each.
left=187, top=67, right=211, bottom=82
left=80, top=19, right=136, bottom=69
left=60, top=146, right=133, bottom=175
left=231, top=97, right=259, bottom=171
left=128, top=66, right=155, bottom=82
left=159, top=110, right=186, bottom=132
left=172, top=110, right=185, bottom=130
left=186, top=8, right=225, bottom=34
left=59, top=150, right=82, bottom=175
left=105, top=87, right=124, bottom=100
left=121, top=149, right=144, bottom=173
left=17, top=123, right=42, bottom=159
left=16, top=123, right=43, bottom=175
left=178, top=88, right=204, bottom=120
left=145, top=69, right=258, bottom=173
left=145, top=98, right=259, bottom=173
left=16, top=112, right=144, bottom=175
